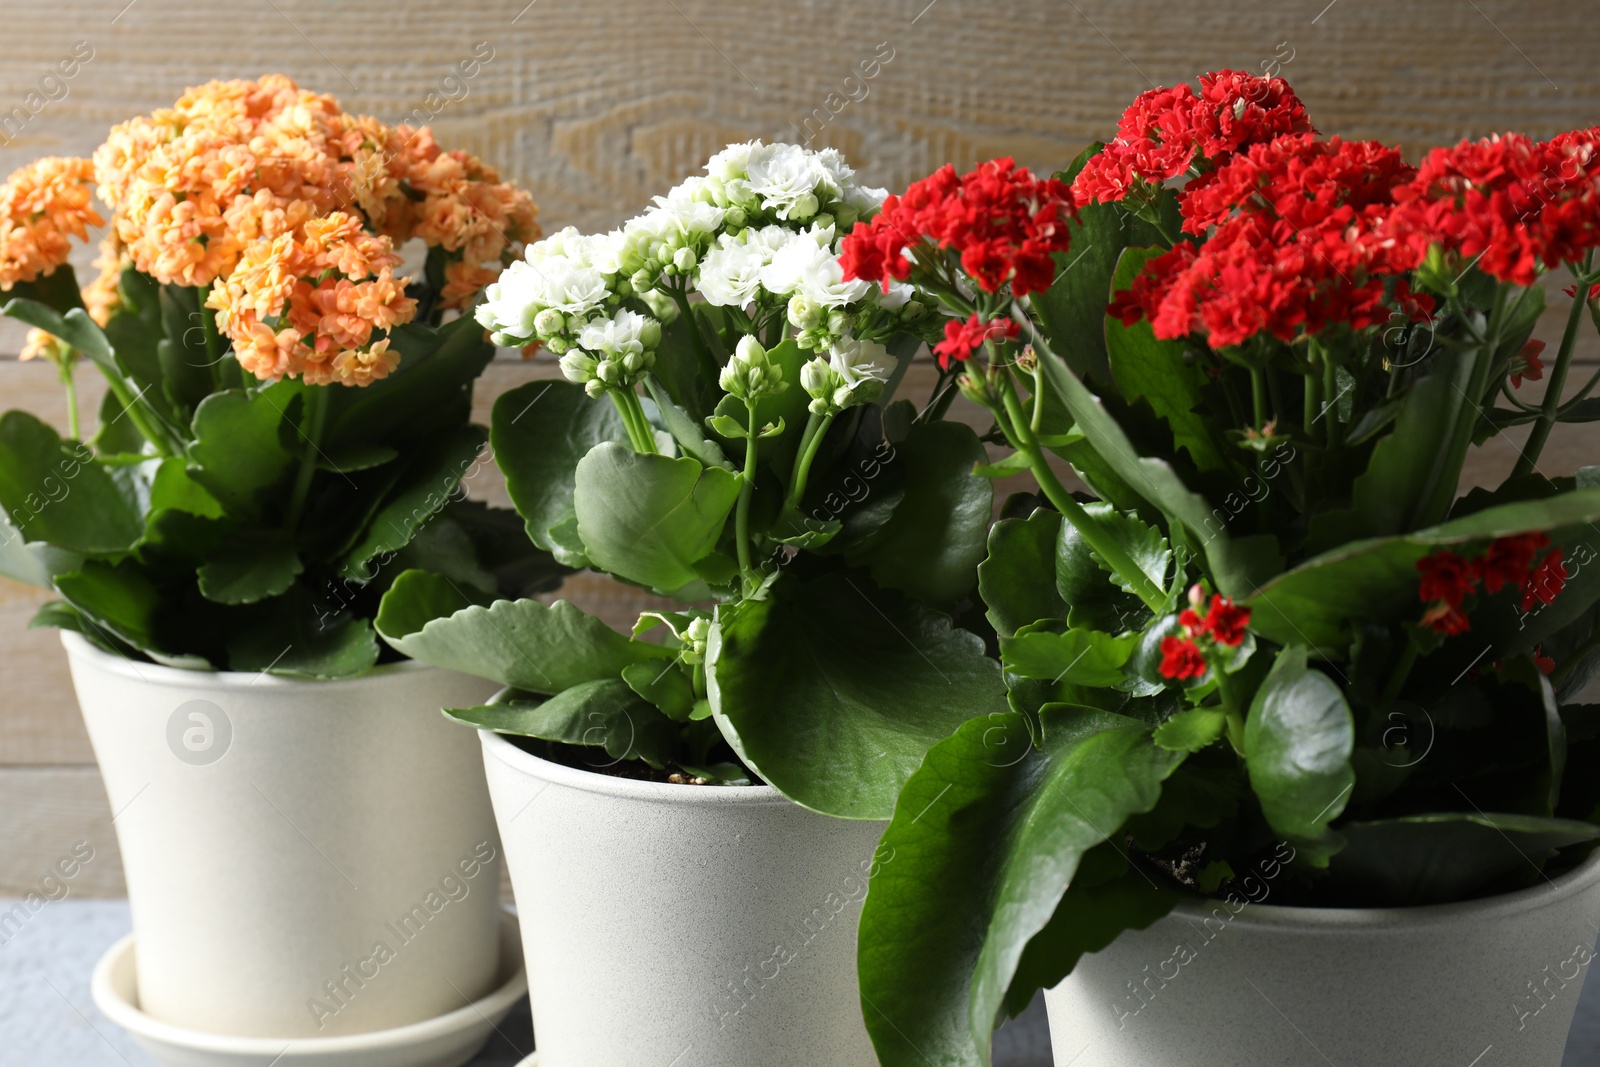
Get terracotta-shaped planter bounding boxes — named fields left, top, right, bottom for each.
left=1044, top=848, right=1600, bottom=1066
left=479, top=728, right=887, bottom=1066
left=65, top=631, right=505, bottom=1038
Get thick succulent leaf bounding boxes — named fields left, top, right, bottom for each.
left=1105, top=248, right=1233, bottom=476
left=978, top=509, right=1069, bottom=637
left=1244, top=646, right=1355, bottom=862
left=1153, top=707, right=1229, bottom=753
left=323, top=314, right=495, bottom=449
left=340, top=426, right=487, bottom=579
left=845, top=420, right=993, bottom=607
left=707, top=571, right=1005, bottom=819
left=187, top=380, right=300, bottom=519
left=574, top=443, right=742, bottom=594
left=197, top=538, right=303, bottom=605
left=490, top=379, right=627, bottom=566
left=0, top=411, right=143, bottom=554
left=227, top=607, right=380, bottom=680
left=447, top=680, right=680, bottom=767
left=1000, top=624, right=1138, bottom=686
left=1322, top=812, right=1600, bottom=905
left=858, top=707, right=1183, bottom=1067
left=376, top=584, right=672, bottom=694
left=1247, top=488, right=1600, bottom=655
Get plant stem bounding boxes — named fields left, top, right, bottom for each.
left=995, top=371, right=1166, bottom=612
left=736, top=400, right=760, bottom=595
left=58, top=357, right=80, bottom=441
left=285, top=385, right=329, bottom=534
left=785, top=410, right=834, bottom=512
left=198, top=283, right=228, bottom=392
left=1249, top=364, right=1267, bottom=428
left=1380, top=641, right=1419, bottom=705
left=1513, top=277, right=1592, bottom=478
left=609, top=387, right=659, bottom=455
left=1321, top=352, right=1339, bottom=446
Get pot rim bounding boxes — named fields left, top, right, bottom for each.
left=479, top=727, right=797, bottom=808
left=58, top=628, right=432, bottom=689
left=1175, top=845, right=1600, bottom=930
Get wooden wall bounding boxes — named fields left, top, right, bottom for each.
left=1, top=0, right=1598, bottom=894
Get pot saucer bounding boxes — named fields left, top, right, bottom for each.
left=91, top=909, right=528, bottom=1067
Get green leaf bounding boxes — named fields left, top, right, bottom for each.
left=323, top=314, right=495, bottom=450
left=156, top=284, right=216, bottom=418
left=1244, top=646, right=1354, bottom=861
left=574, top=443, right=742, bottom=594
left=1247, top=488, right=1600, bottom=654
left=1154, top=707, right=1229, bottom=753
left=447, top=680, right=680, bottom=767
left=376, top=591, right=672, bottom=694
left=1032, top=337, right=1278, bottom=598
left=1324, top=812, right=1600, bottom=905
left=1307, top=344, right=1492, bottom=551
left=318, top=444, right=399, bottom=473
left=858, top=707, right=1183, bottom=1067
left=4, top=266, right=86, bottom=315
left=373, top=568, right=492, bottom=639
left=1105, top=248, right=1233, bottom=475
left=148, top=456, right=225, bottom=519
left=643, top=374, right=733, bottom=469
left=1000, top=624, right=1138, bottom=686
left=197, top=539, right=304, bottom=605
left=2, top=301, right=116, bottom=378
left=188, top=380, right=300, bottom=519
left=228, top=608, right=380, bottom=680
left=490, top=379, right=626, bottom=566
left=844, top=421, right=993, bottom=607
left=979, top=508, right=1069, bottom=637
left=0, top=411, right=143, bottom=554
left=708, top=572, right=1005, bottom=819
left=340, top=426, right=487, bottom=580
left=54, top=558, right=165, bottom=654
left=621, top=657, right=698, bottom=722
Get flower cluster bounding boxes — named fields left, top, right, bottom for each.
left=479, top=142, right=915, bottom=410
left=93, top=76, right=537, bottom=302
left=1159, top=589, right=1251, bottom=680
left=1108, top=135, right=1426, bottom=349
left=1071, top=71, right=1313, bottom=208
left=1416, top=533, right=1568, bottom=634
left=932, top=314, right=1018, bottom=369
left=206, top=212, right=416, bottom=386
left=0, top=157, right=104, bottom=291
left=1385, top=128, right=1600, bottom=285
left=840, top=157, right=1075, bottom=298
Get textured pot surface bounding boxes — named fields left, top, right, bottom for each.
left=64, top=631, right=505, bottom=1039
left=1044, top=849, right=1600, bottom=1066
left=480, top=729, right=888, bottom=1067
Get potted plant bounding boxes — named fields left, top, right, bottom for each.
left=846, top=72, right=1600, bottom=1066
left=0, top=76, right=558, bottom=1052
left=373, top=139, right=1007, bottom=1064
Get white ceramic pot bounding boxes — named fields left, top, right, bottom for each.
left=1044, top=848, right=1600, bottom=1066
left=478, top=729, right=888, bottom=1067
left=64, top=631, right=505, bottom=1040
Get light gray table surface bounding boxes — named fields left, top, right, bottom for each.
left=3, top=900, right=1596, bottom=1066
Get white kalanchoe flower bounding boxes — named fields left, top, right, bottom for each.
left=476, top=226, right=620, bottom=346
left=720, top=336, right=788, bottom=402
left=746, top=142, right=830, bottom=221
left=697, top=237, right=768, bottom=308
left=802, top=335, right=895, bottom=416
left=564, top=309, right=661, bottom=398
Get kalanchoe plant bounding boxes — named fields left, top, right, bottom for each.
left=376, top=140, right=1006, bottom=812
left=845, top=72, right=1600, bottom=1067
left=0, top=77, right=559, bottom=678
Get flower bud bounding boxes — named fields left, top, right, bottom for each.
left=1188, top=583, right=1206, bottom=609
left=788, top=293, right=823, bottom=331
left=559, top=351, right=598, bottom=384
left=673, top=246, right=697, bottom=272
left=533, top=308, right=566, bottom=337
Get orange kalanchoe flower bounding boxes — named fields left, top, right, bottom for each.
left=207, top=212, right=416, bottom=387
left=0, top=157, right=104, bottom=290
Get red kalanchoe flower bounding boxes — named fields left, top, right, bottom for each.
left=1417, top=550, right=1479, bottom=608
left=1159, top=636, right=1208, bottom=680
left=1385, top=127, right=1600, bottom=284
left=1178, top=607, right=1205, bottom=635
left=1509, top=339, right=1546, bottom=389
left=1422, top=601, right=1473, bottom=635
left=1563, top=282, right=1600, bottom=302
left=1202, top=595, right=1251, bottom=647
left=1072, top=71, right=1313, bottom=208
left=1480, top=532, right=1550, bottom=594
left=1534, top=646, right=1557, bottom=675
left=931, top=314, right=1018, bottom=369
left=839, top=157, right=1074, bottom=298
left=1522, top=548, right=1568, bottom=612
